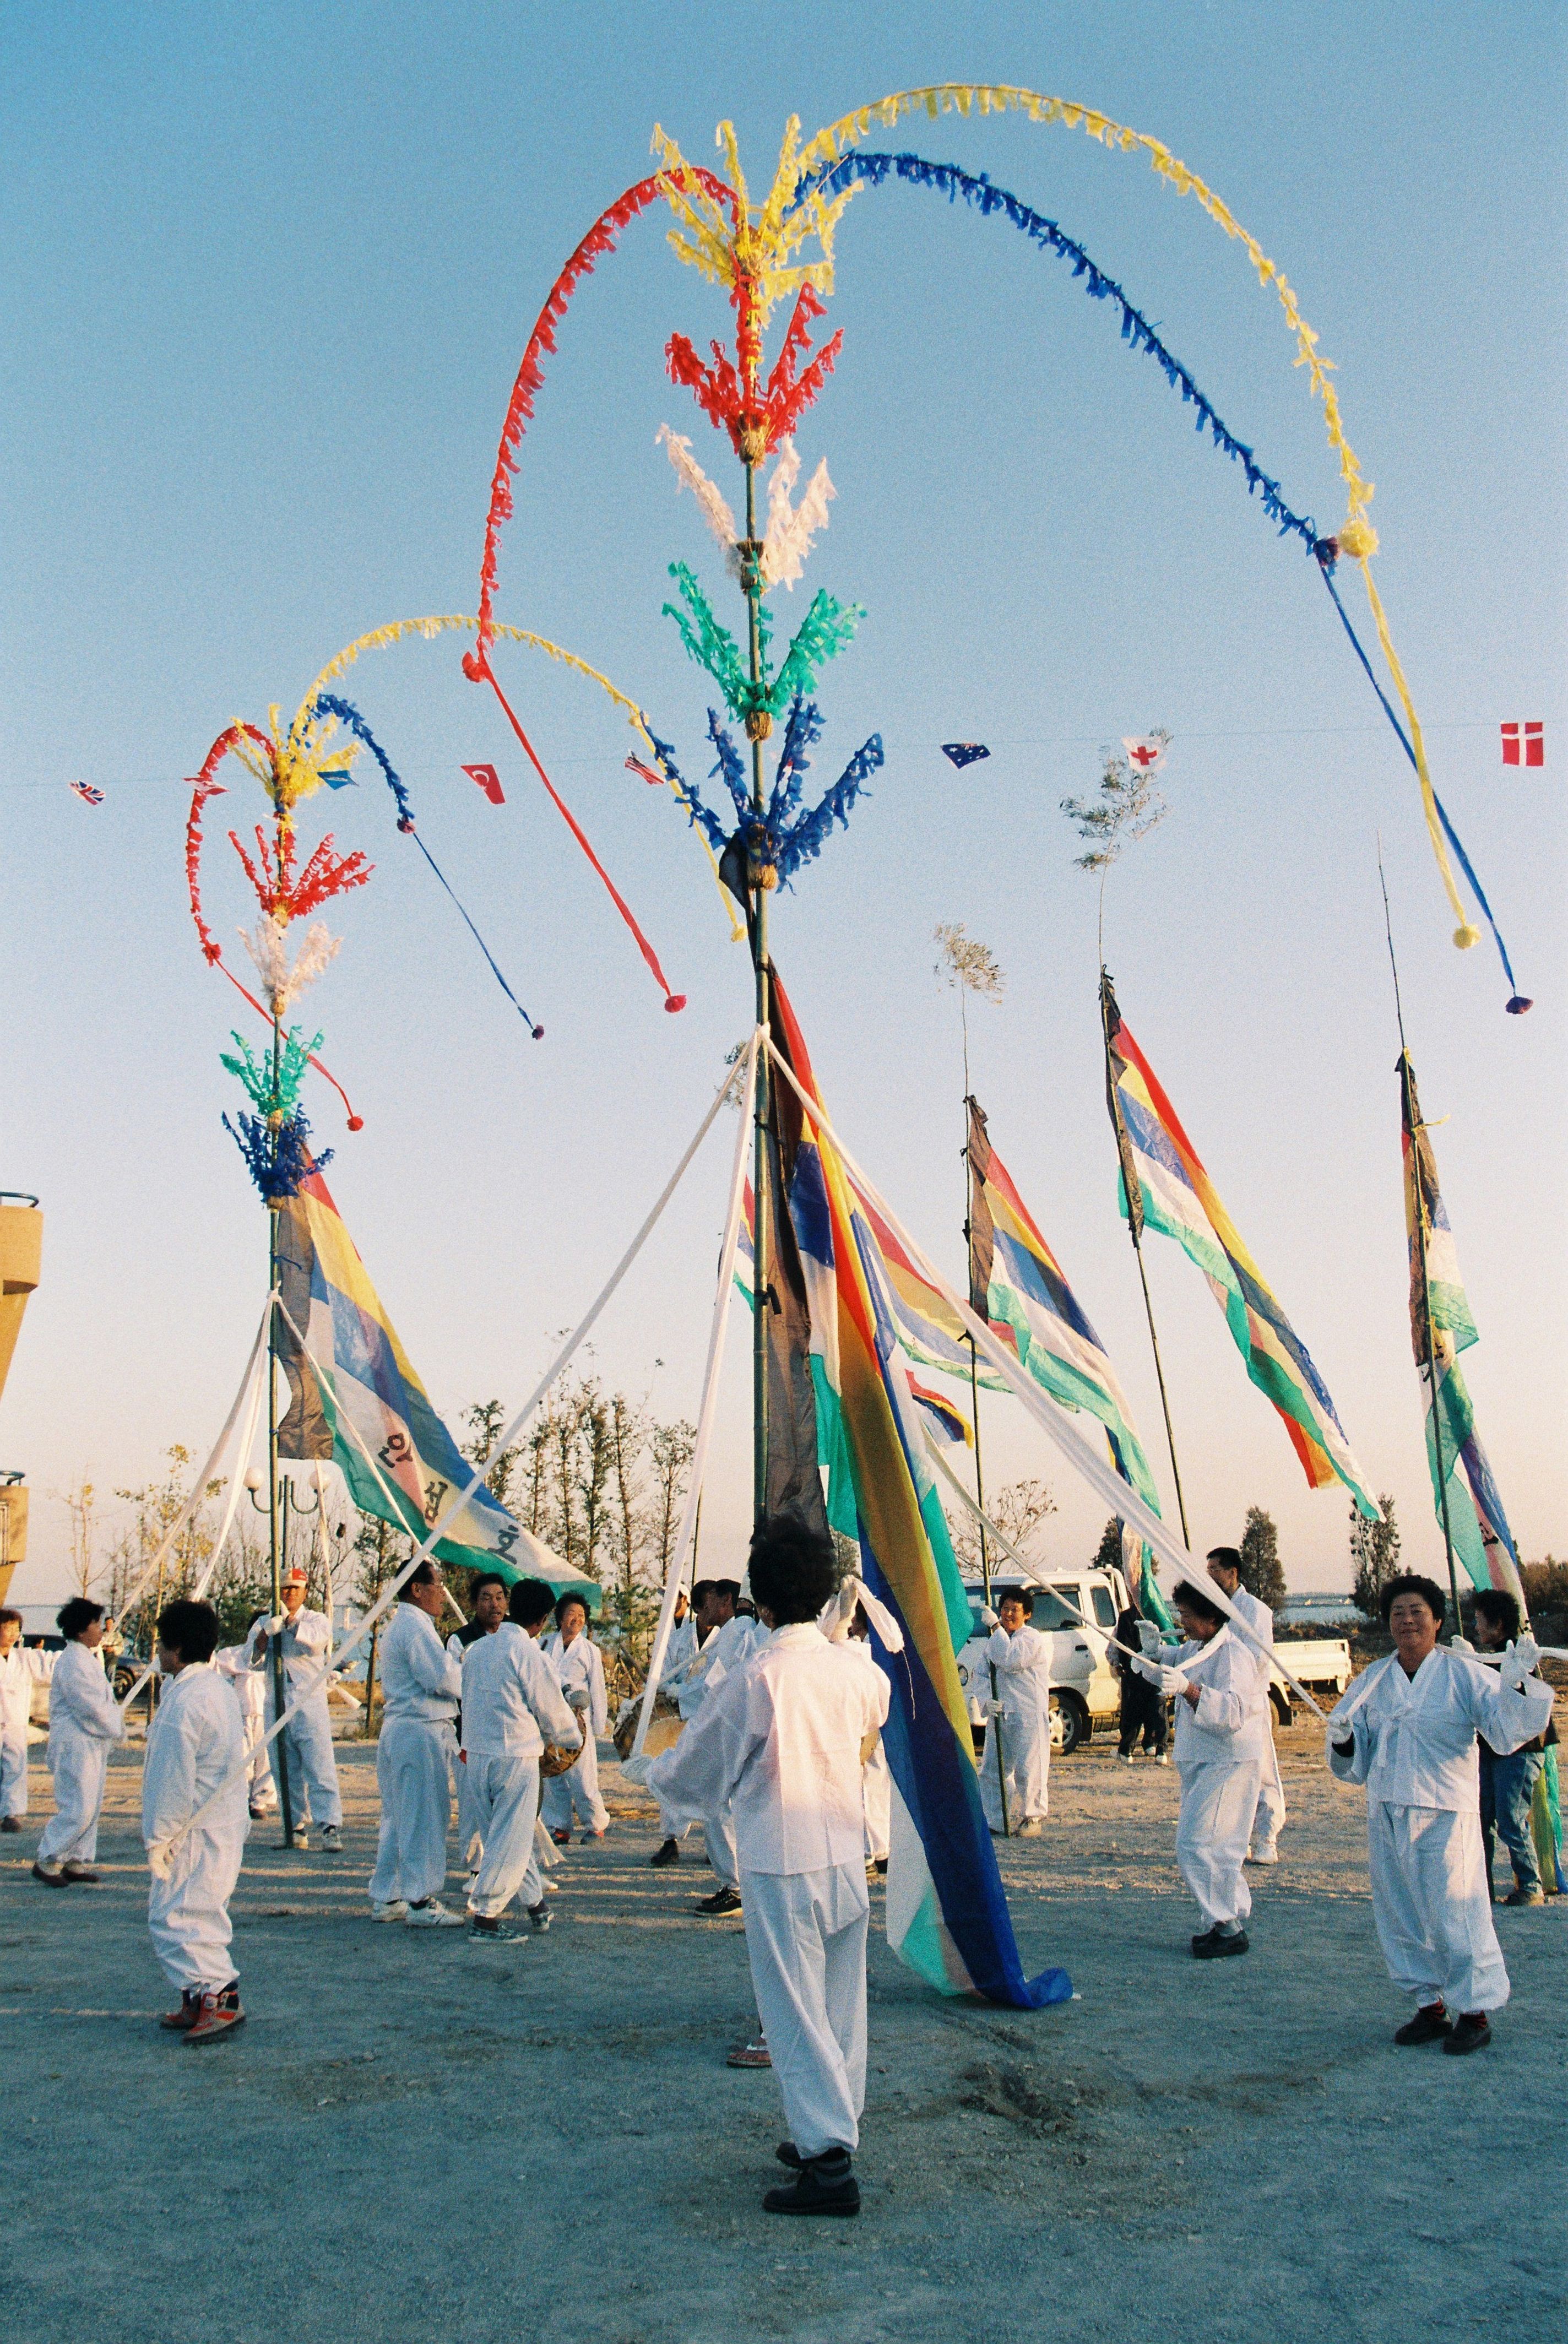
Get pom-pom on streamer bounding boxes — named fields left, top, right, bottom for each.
left=224, top=1107, right=332, bottom=1204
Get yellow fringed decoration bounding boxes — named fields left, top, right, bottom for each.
left=1352, top=558, right=1474, bottom=943
left=650, top=117, right=859, bottom=335
left=294, top=615, right=745, bottom=943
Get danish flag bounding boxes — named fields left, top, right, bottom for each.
left=1501, top=723, right=1543, bottom=767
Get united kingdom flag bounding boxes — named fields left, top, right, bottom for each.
left=1501, top=722, right=1544, bottom=767
left=69, top=780, right=105, bottom=805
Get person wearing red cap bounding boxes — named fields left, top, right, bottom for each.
left=248, top=1566, right=342, bottom=1851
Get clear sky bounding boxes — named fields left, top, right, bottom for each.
left=3, top=1, right=1564, bottom=1605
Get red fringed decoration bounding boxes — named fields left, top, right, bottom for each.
left=473, top=165, right=737, bottom=661
left=186, top=723, right=273, bottom=965
left=227, top=820, right=372, bottom=920
left=664, top=281, right=843, bottom=459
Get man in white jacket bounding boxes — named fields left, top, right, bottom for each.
left=368, top=1558, right=465, bottom=1927
left=447, top=1569, right=509, bottom=1875
left=142, top=1600, right=250, bottom=2044
left=461, top=1577, right=581, bottom=1942
left=213, top=1619, right=277, bottom=1819
left=676, top=1585, right=767, bottom=1915
left=634, top=1517, right=888, bottom=2217
left=1133, top=1579, right=1267, bottom=1957
left=648, top=1580, right=725, bottom=1870
left=0, top=1607, right=54, bottom=1830
left=1327, top=1571, right=1554, bottom=2055
left=978, top=1590, right=1051, bottom=1838
left=1207, top=1545, right=1285, bottom=1863
left=34, top=1598, right=125, bottom=1885
left=540, top=1593, right=610, bottom=1842
left=248, top=1565, right=341, bottom=1851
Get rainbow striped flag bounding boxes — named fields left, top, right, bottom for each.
left=1102, top=976, right=1377, bottom=1519
left=773, top=979, right=1070, bottom=2008
left=967, top=1097, right=1171, bottom=1627
left=1399, top=1052, right=1525, bottom=1605
left=272, top=1165, right=599, bottom=1608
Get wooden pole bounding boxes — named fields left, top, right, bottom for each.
left=266, top=1014, right=297, bottom=1845
left=742, top=455, right=771, bottom=1529
left=958, top=999, right=1009, bottom=1834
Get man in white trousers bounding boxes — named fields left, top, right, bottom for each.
left=34, top=1599, right=124, bottom=1885
left=978, top=1589, right=1051, bottom=1838
left=676, top=1582, right=767, bottom=1916
left=1133, top=1580, right=1266, bottom=1958
left=142, top=1600, right=250, bottom=2043
left=248, top=1564, right=342, bottom=1851
left=848, top=1605, right=891, bottom=1873
left=633, top=1517, right=888, bottom=2218
left=1327, top=1572, right=1553, bottom=2055
left=368, top=1558, right=465, bottom=1928
left=1207, top=1544, right=1285, bottom=1863
left=0, top=1607, right=54, bottom=1831
left=448, top=1569, right=508, bottom=1872
left=214, top=1618, right=277, bottom=1819
left=540, top=1593, right=610, bottom=1842
left=648, top=1580, right=721, bottom=1869
left=461, top=1577, right=581, bottom=1943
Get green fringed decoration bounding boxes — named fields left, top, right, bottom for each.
left=662, top=564, right=755, bottom=720
left=221, top=1024, right=323, bottom=1121
left=764, top=590, right=863, bottom=718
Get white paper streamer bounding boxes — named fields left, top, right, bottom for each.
left=657, top=425, right=740, bottom=578
left=761, top=438, right=834, bottom=591
left=240, top=914, right=340, bottom=1012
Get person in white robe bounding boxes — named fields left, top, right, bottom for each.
left=540, top=1594, right=610, bottom=1841
left=633, top=1518, right=889, bottom=2216
left=248, top=1565, right=341, bottom=1848
left=1327, top=1572, right=1554, bottom=2054
left=34, top=1599, right=125, bottom=1884
left=674, top=1585, right=766, bottom=1911
left=0, top=1607, right=54, bottom=1828
left=648, top=1581, right=724, bottom=1866
left=142, top=1600, right=250, bottom=2042
left=213, top=1623, right=277, bottom=1818
left=461, top=1577, right=581, bottom=1941
left=978, top=1590, right=1051, bottom=1837
left=1133, top=1579, right=1266, bottom=1956
left=845, top=1607, right=890, bottom=1869
left=1207, top=1545, right=1286, bottom=1862
left=447, top=1570, right=509, bottom=1874
left=368, top=1560, right=464, bottom=1927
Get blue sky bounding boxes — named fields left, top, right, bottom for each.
left=3, top=2, right=1564, bottom=1601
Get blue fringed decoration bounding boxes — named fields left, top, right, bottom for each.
left=643, top=725, right=730, bottom=855
left=305, top=692, right=545, bottom=1036
left=769, top=695, right=823, bottom=829
left=225, top=1108, right=332, bottom=1202
left=706, top=710, right=752, bottom=821
left=788, top=151, right=1321, bottom=555
left=776, top=734, right=883, bottom=883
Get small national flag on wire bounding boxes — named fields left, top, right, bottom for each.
left=462, top=762, right=506, bottom=805
left=1122, top=736, right=1166, bottom=772
left=941, top=742, right=990, bottom=768
left=69, top=781, right=105, bottom=806
left=319, top=766, right=357, bottom=791
left=1501, top=723, right=1544, bottom=768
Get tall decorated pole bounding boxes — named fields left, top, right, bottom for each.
left=740, top=435, right=772, bottom=1523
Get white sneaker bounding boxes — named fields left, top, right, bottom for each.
left=318, top=1825, right=343, bottom=1854
left=1154, top=1754, right=1170, bottom=1767
left=1246, top=1844, right=1279, bottom=1866
left=371, top=1899, right=408, bottom=1923
left=405, top=1898, right=465, bottom=1928
left=1017, top=1819, right=1044, bottom=1838
left=1117, top=1752, right=1135, bottom=1766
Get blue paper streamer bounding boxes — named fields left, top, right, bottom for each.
left=225, top=1107, right=330, bottom=1201
left=644, top=695, right=882, bottom=889
left=308, top=693, right=545, bottom=1037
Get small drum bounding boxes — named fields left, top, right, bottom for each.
left=612, top=1690, right=683, bottom=1763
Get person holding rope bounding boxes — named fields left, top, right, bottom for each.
left=978, top=1589, right=1051, bottom=1838
left=648, top=1578, right=726, bottom=1869
left=1206, top=1545, right=1286, bottom=1864
left=214, top=1614, right=278, bottom=1820
left=32, top=1599, right=124, bottom=1887
left=248, top=1565, right=342, bottom=1853
left=367, top=1558, right=465, bottom=1928
left=1327, top=1573, right=1553, bottom=2053
left=143, top=1600, right=249, bottom=2044
left=460, top=1577, right=582, bottom=1941
left=1133, top=1578, right=1267, bottom=1958
left=448, top=1569, right=509, bottom=1878
left=1111, top=1586, right=1167, bottom=1765
left=540, top=1593, right=610, bottom=1844
left=674, top=1576, right=767, bottom=1916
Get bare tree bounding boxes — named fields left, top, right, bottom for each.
left=54, top=1479, right=102, bottom=1599
left=947, top=1476, right=1056, bottom=1573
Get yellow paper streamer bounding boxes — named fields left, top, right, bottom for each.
left=650, top=117, right=859, bottom=338
left=295, top=615, right=744, bottom=941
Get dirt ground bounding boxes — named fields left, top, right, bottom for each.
left=2, top=1712, right=1564, bottom=2344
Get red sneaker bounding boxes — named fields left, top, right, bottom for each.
left=184, top=1984, right=245, bottom=2045
left=160, top=1990, right=202, bottom=2033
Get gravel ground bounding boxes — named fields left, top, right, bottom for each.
left=2, top=1713, right=1564, bottom=2344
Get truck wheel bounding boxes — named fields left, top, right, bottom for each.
left=1051, top=1693, right=1089, bottom=1755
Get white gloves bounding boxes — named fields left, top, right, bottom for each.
left=1447, top=1635, right=1474, bottom=1655
left=147, top=1838, right=175, bottom=1882
left=619, top=1754, right=653, bottom=1787
left=264, top=1615, right=285, bottom=1636
left=1501, top=1634, right=1542, bottom=1691
left=1132, top=1656, right=1187, bottom=1696
left=979, top=1606, right=1000, bottom=1630
left=985, top=1699, right=1006, bottom=1719
left=1327, top=1712, right=1358, bottom=1753
left=1136, top=1620, right=1164, bottom=1658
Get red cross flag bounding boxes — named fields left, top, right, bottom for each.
left=1501, top=723, right=1543, bottom=768
left=462, top=762, right=506, bottom=805
left=1122, top=736, right=1165, bottom=772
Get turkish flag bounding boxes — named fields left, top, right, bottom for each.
left=462, top=763, right=506, bottom=804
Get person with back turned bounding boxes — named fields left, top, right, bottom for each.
left=143, top=1600, right=250, bottom=2043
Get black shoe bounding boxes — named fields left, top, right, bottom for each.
left=649, top=1837, right=681, bottom=1868
left=873, top=1858, right=888, bottom=1875
left=1502, top=1886, right=1545, bottom=1907
left=763, top=2150, right=860, bottom=2217
left=775, top=2141, right=802, bottom=2168
left=1394, top=2001, right=1452, bottom=2046
left=1, top=1816, right=22, bottom=1833
left=695, top=1885, right=743, bottom=1917
left=1191, top=1925, right=1250, bottom=1960
left=1442, top=2013, right=1491, bottom=2056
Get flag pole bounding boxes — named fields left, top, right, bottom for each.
left=1377, top=858, right=1464, bottom=1639
left=957, top=996, right=1010, bottom=1836
left=1099, top=968, right=1191, bottom=1547
left=264, top=995, right=298, bottom=1846
left=741, top=453, right=772, bottom=1529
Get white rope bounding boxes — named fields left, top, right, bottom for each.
left=631, top=1029, right=760, bottom=1759
left=763, top=1037, right=1331, bottom=1722
left=163, top=1046, right=749, bottom=1857
left=111, top=1291, right=275, bottom=1631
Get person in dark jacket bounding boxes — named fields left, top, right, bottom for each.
left=1473, top=1588, right=1554, bottom=1906
left=1114, top=1595, right=1168, bottom=1764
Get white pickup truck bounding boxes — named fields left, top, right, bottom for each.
left=957, top=1571, right=1353, bottom=1750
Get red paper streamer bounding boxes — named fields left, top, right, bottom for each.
left=664, top=281, right=843, bottom=458
left=471, top=650, right=685, bottom=1014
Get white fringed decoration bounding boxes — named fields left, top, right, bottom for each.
left=240, top=914, right=340, bottom=1011
left=656, top=425, right=740, bottom=578
left=761, top=438, right=834, bottom=591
